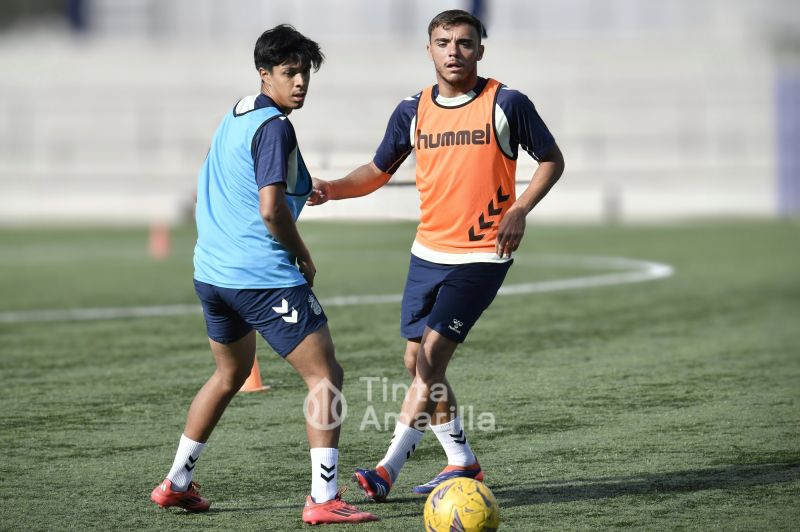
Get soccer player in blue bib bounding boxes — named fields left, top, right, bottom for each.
left=149, top=25, right=377, bottom=525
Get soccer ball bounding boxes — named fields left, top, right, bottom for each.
left=423, top=477, right=500, bottom=531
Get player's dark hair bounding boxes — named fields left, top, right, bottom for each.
left=254, top=24, right=324, bottom=72
left=428, top=9, right=486, bottom=42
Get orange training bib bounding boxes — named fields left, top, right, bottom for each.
left=414, top=79, right=517, bottom=253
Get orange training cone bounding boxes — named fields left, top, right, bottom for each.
left=148, top=223, right=171, bottom=261
left=240, top=356, right=270, bottom=392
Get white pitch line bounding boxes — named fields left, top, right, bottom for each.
left=0, top=255, right=673, bottom=325
left=498, top=255, right=674, bottom=295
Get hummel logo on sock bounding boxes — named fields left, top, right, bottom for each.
left=184, top=455, right=198, bottom=472
left=405, top=443, right=416, bottom=459
left=320, top=463, right=335, bottom=482
left=450, top=430, right=467, bottom=444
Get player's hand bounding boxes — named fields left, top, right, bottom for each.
left=297, top=255, right=317, bottom=287
left=307, top=178, right=332, bottom=206
left=496, top=208, right=526, bottom=258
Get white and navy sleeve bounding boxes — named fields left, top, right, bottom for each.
left=252, top=116, right=296, bottom=189
left=372, top=95, right=419, bottom=175
left=495, top=87, right=556, bottom=161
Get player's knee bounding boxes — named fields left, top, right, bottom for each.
left=416, top=343, right=449, bottom=381
left=404, top=352, right=417, bottom=377
left=313, top=337, right=341, bottom=386
left=324, top=339, right=343, bottom=386
left=328, top=359, right=344, bottom=389
left=404, top=341, right=421, bottom=377
left=415, top=358, right=446, bottom=387
left=310, top=347, right=343, bottom=388
left=214, top=366, right=250, bottom=393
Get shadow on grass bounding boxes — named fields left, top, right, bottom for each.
left=492, top=462, right=800, bottom=508
left=199, top=494, right=425, bottom=518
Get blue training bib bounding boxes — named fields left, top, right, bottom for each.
left=193, top=96, right=311, bottom=288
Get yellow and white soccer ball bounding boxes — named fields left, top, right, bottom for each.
left=423, top=477, right=500, bottom=531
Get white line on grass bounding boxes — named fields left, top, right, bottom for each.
left=0, top=255, right=673, bottom=325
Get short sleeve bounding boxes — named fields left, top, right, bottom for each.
left=252, top=116, right=297, bottom=189
left=372, top=95, right=418, bottom=175
left=496, top=88, right=555, bottom=161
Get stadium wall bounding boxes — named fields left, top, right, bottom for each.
left=0, top=0, right=789, bottom=224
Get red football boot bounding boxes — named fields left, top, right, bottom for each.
left=302, top=488, right=379, bottom=525
left=150, top=479, right=210, bottom=512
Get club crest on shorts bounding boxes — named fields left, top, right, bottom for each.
left=308, top=294, right=322, bottom=315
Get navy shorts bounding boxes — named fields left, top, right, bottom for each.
left=400, top=255, right=512, bottom=343
left=193, top=279, right=328, bottom=357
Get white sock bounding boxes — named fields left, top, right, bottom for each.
left=431, top=417, right=476, bottom=466
left=166, top=434, right=206, bottom=491
left=377, top=422, right=425, bottom=482
left=310, top=447, right=339, bottom=503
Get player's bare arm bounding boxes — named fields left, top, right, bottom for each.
left=307, top=161, right=391, bottom=205
left=260, top=184, right=316, bottom=285
left=496, top=144, right=565, bottom=258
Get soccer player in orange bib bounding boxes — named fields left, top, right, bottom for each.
left=308, top=9, right=565, bottom=500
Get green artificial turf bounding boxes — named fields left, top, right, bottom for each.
left=0, top=219, right=798, bottom=530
